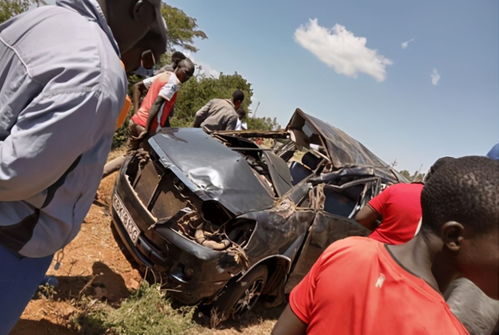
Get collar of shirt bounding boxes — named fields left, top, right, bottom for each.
left=224, top=99, right=235, bottom=108
left=169, top=71, right=181, bottom=86
left=56, top=0, right=120, bottom=56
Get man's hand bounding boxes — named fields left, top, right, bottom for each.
left=135, top=148, right=150, bottom=168
left=132, top=130, right=147, bottom=142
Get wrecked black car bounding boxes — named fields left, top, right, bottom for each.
left=111, top=108, right=406, bottom=323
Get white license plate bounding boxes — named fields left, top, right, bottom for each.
left=113, top=194, right=140, bottom=244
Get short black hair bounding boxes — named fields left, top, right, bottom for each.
left=178, top=58, right=195, bottom=77
left=425, top=156, right=456, bottom=182
left=171, top=51, right=186, bottom=70
left=421, top=156, right=499, bottom=235
left=232, top=89, right=244, bottom=103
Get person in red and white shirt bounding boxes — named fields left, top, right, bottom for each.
left=132, top=57, right=194, bottom=137
left=102, top=57, right=194, bottom=178
left=272, top=156, right=499, bottom=335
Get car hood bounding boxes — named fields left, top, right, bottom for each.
left=287, top=108, right=406, bottom=182
left=148, top=128, right=275, bottom=216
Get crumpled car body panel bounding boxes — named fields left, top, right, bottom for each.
left=110, top=109, right=403, bottom=308
left=149, top=127, right=275, bottom=216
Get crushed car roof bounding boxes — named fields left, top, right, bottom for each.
left=287, top=108, right=407, bottom=182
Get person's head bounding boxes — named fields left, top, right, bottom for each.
left=236, top=107, right=246, bottom=120
left=231, top=89, right=245, bottom=110
left=424, top=156, right=456, bottom=183
left=121, top=30, right=165, bottom=73
left=97, top=0, right=167, bottom=59
left=171, top=51, right=187, bottom=70
left=174, top=58, right=195, bottom=83
left=421, top=156, right=499, bottom=298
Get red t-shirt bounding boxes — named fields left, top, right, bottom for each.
left=289, top=237, right=469, bottom=335
left=368, top=183, right=423, bottom=245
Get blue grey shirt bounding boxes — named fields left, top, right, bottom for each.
left=0, top=0, right=127, bottom=257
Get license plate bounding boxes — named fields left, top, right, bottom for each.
left=113, top=194, right=140, bottom=244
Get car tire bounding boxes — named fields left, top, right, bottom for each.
left=210, top=265, right=268, bottom=326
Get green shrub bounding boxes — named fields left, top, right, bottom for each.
left=73, top=283, right=197, bottom=335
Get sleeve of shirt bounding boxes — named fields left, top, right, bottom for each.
left=368, top=186, right=391, bottom=216
left=142, top=75, right=156, bottom=89
left=289, top=249, right=327, bottom=324
left=0, top=90, right=103, bottom=201
left=225, top=114, right=238, bottom=130
left=193, top=100, right=212, bottom=127
left=158, top=75, right=179, bottom=101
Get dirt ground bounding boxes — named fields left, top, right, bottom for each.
left=10, top=154, right=280, bottom=335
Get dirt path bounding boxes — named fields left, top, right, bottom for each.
left=10, top=169, right=279, bottom=334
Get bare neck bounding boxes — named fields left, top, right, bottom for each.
left=387, top=234, right=455, bottom=293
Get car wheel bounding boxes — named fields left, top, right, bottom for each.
left=210, top=265, right=268, bottom=326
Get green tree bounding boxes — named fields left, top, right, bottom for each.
left=246, top=116, right=280, bottom=131
left=161, top=4, right=207, bottom=53
left=0, top=0, right=32, bottom=23
left=399, top=170, right=411, bottom=180
left=398, top=169, right=425, bottom=182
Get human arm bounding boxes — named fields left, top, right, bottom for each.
left=192, top=100, right=212, bottom=127
left=0, top=90, right=105, bottom=201
left=355, top=187, right=391, bottom=230
left=355, top=204, right=381, bottom=231
left=144, top=75, right=179, bottom=133
left=145, top=95, right=166, bottom=133
left=272, top=305, right=307, bottom=335
left=225, top=113, right=239, bottom=130
left=132, top=76, right=156, bottom=112
left=132, top=81, right=146, bottom=112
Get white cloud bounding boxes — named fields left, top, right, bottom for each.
left=194, top=62, right=220, bottom=79
left=182, top=53, right=220, bottom=79
left=294, top=19, right=392, bottom=82
left=431, top=68, right=440, bottom=86
left=401, top=38, right=415, bottom=49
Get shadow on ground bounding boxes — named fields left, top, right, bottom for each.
left=10, top=319, right=78, bottom=335
left=49, top=261, right=130, bottom=304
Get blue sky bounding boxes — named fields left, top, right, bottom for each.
left=168, top=0, right=498, bottom=172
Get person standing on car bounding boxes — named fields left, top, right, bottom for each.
left=272, top=156, right=499, bottom=335
left=0, top=0, right=166, bottom=333
left=193, top=89, right=244, bottom=131
left=354, top=156, right=455, bottom=245
left=102, top=57, right=195, bottom=178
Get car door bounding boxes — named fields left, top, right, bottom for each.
left=284, top=179, right=375, bottom=293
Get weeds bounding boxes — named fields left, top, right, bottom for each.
left=73, top=282, right=197, bottom=335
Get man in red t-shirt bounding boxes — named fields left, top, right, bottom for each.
left=355, top=183, right=423, bottom=244
left=355, top=157, right=456, bottom=245
left=272, top=156, right=499, bottom=335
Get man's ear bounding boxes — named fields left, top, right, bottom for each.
left=440, top=221, right=465, bottom=252
left=131, top=0, right=151, bottom=20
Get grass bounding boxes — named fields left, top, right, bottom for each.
left=73, top=282, right=198, bottom=335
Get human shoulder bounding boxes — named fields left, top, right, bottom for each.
left=390, top=182, right=423, bottom=190
left=318, top=237, right=381, bottom=268
left=2, top=5, right=123, bottom=92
